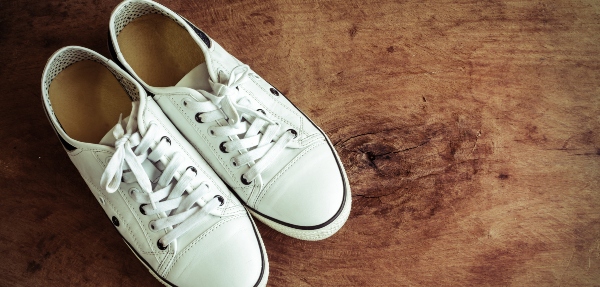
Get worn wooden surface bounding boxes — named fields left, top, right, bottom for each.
left=1, top=0, right=599, bottom=286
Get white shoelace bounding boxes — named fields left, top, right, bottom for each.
left=100, top=103, right=221, bottom=248
left=184, top=65, right=297, bottom=184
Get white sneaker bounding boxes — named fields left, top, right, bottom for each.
left=41, top=46, right=268, bottom=287
left=108, top=0, right=351, bottom=241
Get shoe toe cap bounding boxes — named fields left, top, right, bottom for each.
left=167, top=215, right=266, bottom=287
left=255, top=142, right=347, bottom=227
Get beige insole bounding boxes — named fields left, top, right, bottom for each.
left=48, top=60, right=132, bottom=143
left=117, top=14, right=206, bottom=87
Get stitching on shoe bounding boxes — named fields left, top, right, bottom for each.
left=169, top=215, right=244, bottom=278
left=169, top=95, right=253, bottom=196
left=163, top=214, right=243, bottom=277
left=253, top=140, right=325, bottom=207
left=247, top=77, right=312, bottom=141
left=66, top=148, right=84, bottom=156
left=247, top=179, right=262, bottom=208
left=170, top=95, right=235, bottom=179
left=91, top=150, right=112, bottom=167
left=148, top=105, right=240, bottom=214
left=92, top=150, right=164, bottom=263
left=82, top=173, right=158, bottom=263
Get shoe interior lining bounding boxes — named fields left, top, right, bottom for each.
left=48, top=60, right=132, bottom=143
left=117, top=14, right=206, bottom=87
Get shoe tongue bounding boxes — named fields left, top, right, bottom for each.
left=99, top=115, right=131, bottom=147
left=175, top=62, right=212, bottom=90
left=174, top=63, right=251, bottom=123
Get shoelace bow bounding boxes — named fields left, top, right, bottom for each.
left=184, top=65, right=297, bottom=184
left=100, top=103, right=221, bottom=248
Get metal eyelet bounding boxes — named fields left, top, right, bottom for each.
left=195, top=112, right=204, bottom=123
left=219, top=142, right=228, bottom=153
left=270, top=88, right=279, bottom=96
left=214, top=195, right=225, bottom=206
left=236, top=86, right=240, bottom=91
left=287, top=129, right=298, bottom=139
left=208, top=127, right=216, bottom=137
left=157, top=240, right=167, bottom=250
left=231, top=158, right=238, bottom=167
left=149, top=221, right=157, bottom=231
left=139, top=204, right=147, bottom=215
left=112, top=216, right=120, bottom=227
left=98, top=197, right=105, bottom=205
left=186, top=166, right=198, bottom=175
left=241, top=174, right=252, bottom=185
left=161, top=136, right=171, bottom=145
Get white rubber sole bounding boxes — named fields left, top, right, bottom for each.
left=249, top=182, right=352, bottom=241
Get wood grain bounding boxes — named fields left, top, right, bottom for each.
left=1, top=0, right=599, bottom=286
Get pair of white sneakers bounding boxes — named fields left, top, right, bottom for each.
left=41, top=0, right=351, bottom=286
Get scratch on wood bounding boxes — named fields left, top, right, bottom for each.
left=558, top=249, right=576, bottom=285
left=471, top=130, right=481, bottom=154
left=589, top=239, right=600, bottom=271
left=333, top=132, right=378, bottom=147
left=370, top=140, right=431, bottom=158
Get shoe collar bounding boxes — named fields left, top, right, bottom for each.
left=109, top=0, right=220, bottom=92
left=41, top=46, right=149, bottom=151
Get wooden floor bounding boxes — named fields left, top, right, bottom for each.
left=1, top=0, right=599, bottom=286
